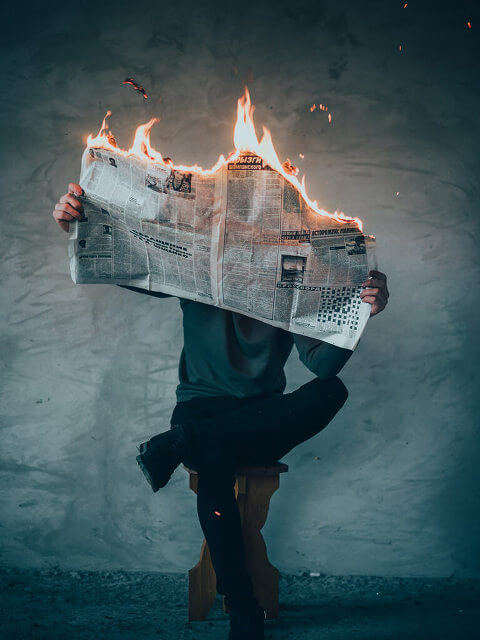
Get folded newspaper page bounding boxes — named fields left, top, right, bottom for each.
left=69, top=147, right=376, bottom=350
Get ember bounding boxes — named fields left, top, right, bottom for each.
left=310, top=103, right=328, bottom=113
left=86, top=89, right=363, bottom=231
left=282, top=158, right=299, bottom=176
left=123, top=77, right=148, bottom=99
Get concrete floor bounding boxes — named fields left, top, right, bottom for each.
left=1, top=569, right=479, bottom=639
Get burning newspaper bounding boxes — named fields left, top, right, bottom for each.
left=69, top=92, right=376, bottom=350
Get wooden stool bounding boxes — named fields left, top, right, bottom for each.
left=184, top=461, right=288, bottom=621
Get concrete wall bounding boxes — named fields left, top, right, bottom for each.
left=1, top=0, right=479, bottom=577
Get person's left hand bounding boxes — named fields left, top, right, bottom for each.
left=360, top=269, right=389, bottom=317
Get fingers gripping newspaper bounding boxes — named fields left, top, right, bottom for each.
left=69, top=147, right=376, bottom=350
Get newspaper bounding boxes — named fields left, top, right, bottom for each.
left=69, top=147, right=377, bottom=350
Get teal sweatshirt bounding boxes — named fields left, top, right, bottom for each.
left=118, top=286, right=353, bottom=403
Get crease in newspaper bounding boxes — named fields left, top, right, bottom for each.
left=212, top=165, right=228, bottom=306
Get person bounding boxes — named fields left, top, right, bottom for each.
left=53, top=183, right=389, bottom=639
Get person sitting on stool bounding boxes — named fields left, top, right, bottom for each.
left=53, top=184, right=389, bottom=640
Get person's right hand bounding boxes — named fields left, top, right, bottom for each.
left=52, top=183, right=84, bottom=232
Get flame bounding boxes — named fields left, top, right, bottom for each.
left=127, top=118, right=162, bottom=161
left=86, top=89, right=363, bottom=231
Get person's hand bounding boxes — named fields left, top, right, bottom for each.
left=52, top=183, right=84, bottom=232
left=360, top=269, right=389, bottom=317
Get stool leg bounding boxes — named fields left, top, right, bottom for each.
left=187, top=472, right=217, bottom=621
left=244, top=475, right=280, bottom=619
left=223, top=474, right=281, bottom=620
left=188, top=539, right=217, bottom=621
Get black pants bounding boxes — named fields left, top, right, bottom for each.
left=170, top=376, right=348, bottom=610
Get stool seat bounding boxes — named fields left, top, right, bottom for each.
left=183, top=461, right=288, bottom=476
left=184, top=461, right=288, bottom=621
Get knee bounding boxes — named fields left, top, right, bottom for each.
left=320, top=375, right=349, bottom=408
left=297, top=375, right=349, bottom=409
left=331, top=376, right=349, bottom=407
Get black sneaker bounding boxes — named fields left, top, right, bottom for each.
left=227, top=603, right=266, bottom=640
left=135, top=425, right=188, bottom=492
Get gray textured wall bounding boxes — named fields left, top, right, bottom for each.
left=1, top=0, right=479, bottom=577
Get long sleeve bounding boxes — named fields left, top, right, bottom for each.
left=116, top=284, right=172, bottom=299
left=292, top=333, right=354, bottom=379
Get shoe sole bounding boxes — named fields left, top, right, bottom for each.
left=136, top=446, right=160, bottom=493
left=137, top=442, right=148, bottom=455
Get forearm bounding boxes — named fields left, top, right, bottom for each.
left=293, top=334, right=354, bottom=379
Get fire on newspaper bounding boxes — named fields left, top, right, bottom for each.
left=69, top=89, right=377, bottom=350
